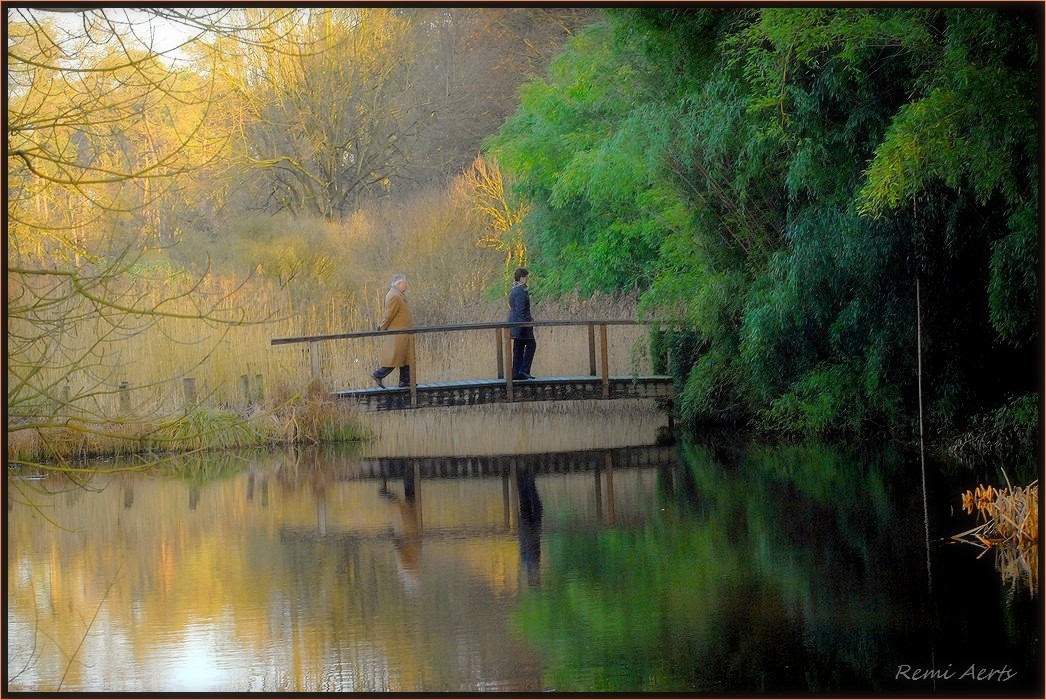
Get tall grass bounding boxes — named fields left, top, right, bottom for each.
left=7, top=178, right=654, bottom=465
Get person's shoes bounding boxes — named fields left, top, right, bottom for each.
left=512, top=374, right=530, bottom=380
left=522, top=373, right=535, bottom=380
left=371, top=373, right=385, bottom=389
left=398, top=383, right=410, bottom=388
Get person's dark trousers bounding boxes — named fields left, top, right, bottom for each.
left=372, top=365, right=411, bottom=387
left=512, top=338, right=536, bottom=378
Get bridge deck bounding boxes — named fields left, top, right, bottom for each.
left=334, top=375, right=673, bottom=411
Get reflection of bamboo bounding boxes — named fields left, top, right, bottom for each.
left=605, top=451, right=615, bottom=526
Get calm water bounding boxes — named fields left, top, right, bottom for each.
left=5, top=404, right=1042, bottom=694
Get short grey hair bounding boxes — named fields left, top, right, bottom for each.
left=390, top=273, right=407, bottom=287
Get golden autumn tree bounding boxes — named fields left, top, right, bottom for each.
left=6, top=8, right=288, bottom=472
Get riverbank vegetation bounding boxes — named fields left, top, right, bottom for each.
left=7, top=7, right=1039, bottom=470
left=955, top=479, right=1039, bottom=593
left=487, top=7, right=1039, bottom=460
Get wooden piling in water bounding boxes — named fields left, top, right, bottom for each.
left=119, top=380, right=131, bottom=414
left=183, top=377, right=197, bottom=409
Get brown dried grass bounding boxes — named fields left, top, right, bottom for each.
left=953, top=479, right=1039, bottom=594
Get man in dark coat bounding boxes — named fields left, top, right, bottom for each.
left=372, top=274, right=413, bottom=388
left=507, top=267, right=536, bottom=380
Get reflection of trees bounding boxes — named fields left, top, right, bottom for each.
left=512, top=441, right=1038, bottom=693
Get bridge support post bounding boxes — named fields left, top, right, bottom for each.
left=504, top=327, right=514, bottom=401
left=405, top=339, right=414, bottom=403
left=495, top=327, right=504, bottom=379
left=587, top=323, right=597, bottom=376
left=599, top=324, right=610, bottom=399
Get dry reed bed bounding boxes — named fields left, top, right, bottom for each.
left=953, top=480, right=1039, bottom=594
left=8, top=267, right=652, bottom=463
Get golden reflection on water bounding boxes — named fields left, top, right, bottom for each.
left=355, top=400, right=668, bottom=456
left=6, top=425, right=666, bottom=692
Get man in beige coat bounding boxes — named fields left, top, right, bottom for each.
left=371, top=274, right=414, bottom=388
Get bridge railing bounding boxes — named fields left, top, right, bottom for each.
left=271, top=320, right=656, bottom=406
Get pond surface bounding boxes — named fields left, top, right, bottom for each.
left=5, top=404, right=1042, bottom=694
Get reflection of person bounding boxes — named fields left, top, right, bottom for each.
left=371, top=274, right=413, bottom=388
left=517, top=471, right=543, bottom=587
left=507, top=267, right=536, bottom=380
left=381, top=470, right=422, bottom=594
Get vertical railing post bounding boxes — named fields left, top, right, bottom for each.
left=599, top=324, right=610, bottom=398
left=495, top=326, right=505, bottom=379
left=409, top=330, right=417, bottom=407
left=587, top=323, right=597, bottom=376
left=241, top=374, right=251, bottom=406
left=309, top=341, right=320, bottom=380
left=504, top=327, right=514, bottom=402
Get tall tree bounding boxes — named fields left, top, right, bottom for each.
left=6, top=8, right=278, bottom=472
left=207, top=8, right=439, bottom=219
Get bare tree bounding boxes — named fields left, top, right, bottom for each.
left=6, top=8, right=282, bottom=473
left=208, top=8, right=442, bottom=220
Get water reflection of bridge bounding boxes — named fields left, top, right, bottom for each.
left=334, top=445, right=677, bottom=480
left=277, top=445, right=677, bottom=546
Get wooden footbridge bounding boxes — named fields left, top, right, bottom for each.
left=271, top=320, right=674, bottom=411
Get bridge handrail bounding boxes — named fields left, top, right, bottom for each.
left=271, top=318, right=666, bottom=345
left=272, top=318, right=682, bottom=405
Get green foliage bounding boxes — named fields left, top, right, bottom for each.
left=489, top=7, right=1038, bottom=447
left=758, top=363, right=868, bottom=437
left=989, top=205, right=1039, bottom=346
left=947, top=393, right=1040, bottom=467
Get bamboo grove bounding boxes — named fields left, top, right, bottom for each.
left=487, top=7, right=1040, bottom=457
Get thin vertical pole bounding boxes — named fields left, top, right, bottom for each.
left=183, top=378, right=197, bottom=409
left=504, top=327, right=514, bottom=401
left=119, top=381, right=131, bottom=414
left=309, top=341, right=320, bottom=379
left=599, top=324, right=610, bottom=398
left=495, top=327, right=505, bottom=379
left=409, top=331, right=418, bottom=407
left=916, top=275, right=932, bottom=593
left=587, top=323, right=597, bottom=376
